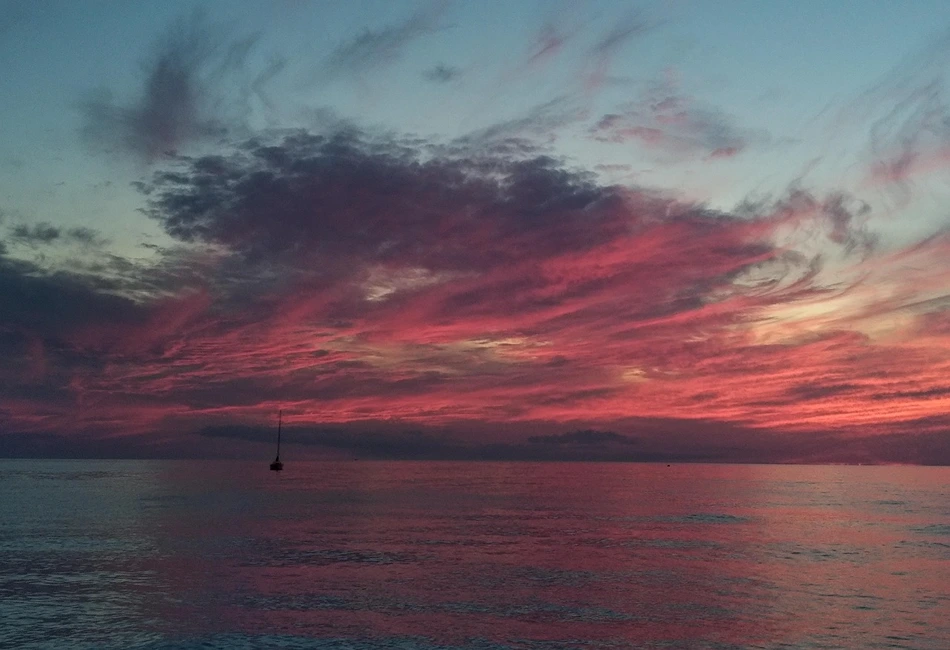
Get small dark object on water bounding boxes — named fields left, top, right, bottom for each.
left=270, top=410, right=283, bottom=472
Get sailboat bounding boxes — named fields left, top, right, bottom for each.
left=269, top=410, right=284, bottom=471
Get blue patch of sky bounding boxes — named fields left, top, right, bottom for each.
left=2, top=0, right=950, bottom=257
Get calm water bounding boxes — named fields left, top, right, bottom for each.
left=1, top=461, right=948, bottom=649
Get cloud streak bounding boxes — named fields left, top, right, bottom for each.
left=584, top=14, right=651, bottom=91
left=423, top=63, right=461, bottom=83
left=323, top=4, right=445, bottom=80
left=80, top=12, right=279, bottom=161
left=8, top=223, right=108, bottom=248
left=590, top=74, right=767, bottom=161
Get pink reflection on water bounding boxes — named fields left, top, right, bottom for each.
left=140, top=462, right=950, bottom=647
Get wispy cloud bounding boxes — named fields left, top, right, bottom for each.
left=8, top=223, right=109, bottom=249
left=323, top=3, right=445, bottom=80
left=583, top=13, right=652, bottom=91
left=80, top=12, right=280, bottom=161
left=840, top=30, right=950, bottom=206
left=457, top=96, right=587, bottom=148
left=590, top=73, right=767, bottom=161
left=526, top=22, right=571, bottom=67
left=422, top=63, right=461, bottom=83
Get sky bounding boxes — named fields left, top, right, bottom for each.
left=2, top=0, right=950, bottom=463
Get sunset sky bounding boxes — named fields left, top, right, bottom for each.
left=2, top=0, right=950, bottom=463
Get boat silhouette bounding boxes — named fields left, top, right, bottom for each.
left=269, top=410, right=283, bottom=471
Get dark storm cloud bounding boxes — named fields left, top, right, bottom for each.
left=80, top=12, right=279, bottom=161
left=323, top=4, right=445, bottom=79
left=138, top=129, right=626, bottom=272
left=0, top=256, right=144, bottom=341
left=0, top=258, right=142, bottom=431
left=423, top=63, right=461, bottom=83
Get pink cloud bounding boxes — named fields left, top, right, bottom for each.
left=2, top=130, right=950, bottom=463
left=590, top=85, right=763, bottom=161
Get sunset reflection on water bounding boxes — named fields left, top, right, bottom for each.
left=1, top=460, right=948, bottom=649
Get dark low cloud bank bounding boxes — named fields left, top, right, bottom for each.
left=196, top=419, right=723, bottom=462
left=0, top=254, right=150, bottom=420
left=195, top=420, right=950, bottom=465
left=0, top=256, right=143, bottom=341
left=528, top=429, right=637, bottom=446
left=0, top=431, right=173, bottom=460
left=3, top=418, right=946, bottom=464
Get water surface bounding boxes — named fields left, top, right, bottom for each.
left=1, top=460, right=948, bottom=649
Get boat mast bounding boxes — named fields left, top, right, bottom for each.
left=276, top=410, right=282, bottom=460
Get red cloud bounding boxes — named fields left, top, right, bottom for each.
left=2, top=131, right=950, bottom=464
